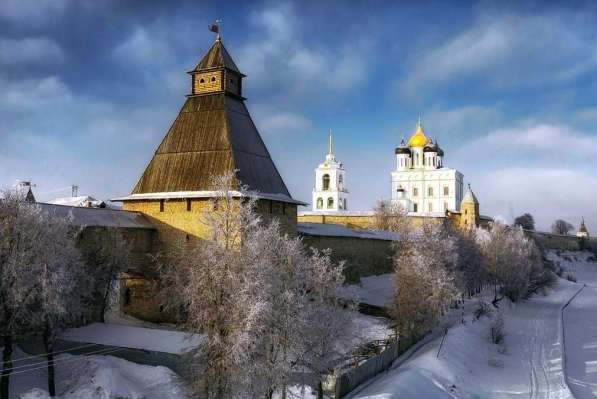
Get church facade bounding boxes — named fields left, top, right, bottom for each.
left=391, top=118, right=464, bottom=214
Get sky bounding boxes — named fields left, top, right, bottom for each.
left=1, top=0, right=596, bottom=232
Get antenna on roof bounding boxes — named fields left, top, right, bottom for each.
left=209, top=19, right=222, bottom=41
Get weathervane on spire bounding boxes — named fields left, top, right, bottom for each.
left=208, top=19, right=222, bottom=40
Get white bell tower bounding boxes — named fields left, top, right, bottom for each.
left=312, top=129, right=348, bottom=212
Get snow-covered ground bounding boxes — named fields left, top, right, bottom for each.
left=343, top=274, right=395, bottom=308
left=4, top=347, right=188, bottom=399
left=552, top=250, right=597, bottom=399
left=346, top=251, right=597, bottom=399
left=60, top=323, right=202, bottom=355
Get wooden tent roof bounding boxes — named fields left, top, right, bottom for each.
left=118, top=38, right=302, bottom=204
left=129, top=93, right=293, bottom=199
left=191, top=39, right=242, bottom=75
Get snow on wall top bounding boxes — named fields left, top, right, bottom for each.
left=60, top=323, right=202, bottom=355
left=38, top=203, right=155, bottom=229
left=297, top=222, right=399, bottom=241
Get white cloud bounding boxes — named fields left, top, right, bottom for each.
left=255, top=110, right=313, bottom=136
left=470, top=167, right=597, bottom=231
left=424, top=105, right=502, bottom=139
left=402, top=13, right=597, bottom=93
left=112, top=28, right=173, bottom=66
left=460, top=123, right=597, bottom=158
left=0, top=0, right=69, bottom=25
left=0, top=76, right=72, bottom=109
left=0, top=37, right=65, bottom=66
left=238, top=3, right=370, bottom=102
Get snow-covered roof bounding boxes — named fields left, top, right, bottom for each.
left=112, top=191, right=307, bottom=206
left=299, top=210, right=376, bottom=216
left=47, top=195, right=106, bottom=208
left=297, top=222, right=399, bottom=241
left=60, top=323, right=202, bottom=355
left=38, top=203, right=155, bottom=229
left=298, top=210, right=448, bottom=218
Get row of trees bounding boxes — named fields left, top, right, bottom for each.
left=513, top=212, right=578, bottom=236
left=157, top=174, right=353, bottom=399
left=0, top=190, right=128, bottom=399
left=375, top=201, right=554, bottom=342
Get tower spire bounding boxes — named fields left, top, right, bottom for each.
left=328, top=128, right=333, bottom=156
left=417, top=113, right=422, bottom=129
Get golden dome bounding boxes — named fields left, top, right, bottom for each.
left=407, top=117, right=429, bottom=147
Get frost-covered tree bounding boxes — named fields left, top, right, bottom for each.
left=372, top=199, right=410, bottom=234
left=551, top=219, right=574, bottom=236
left=159, top=173, right=352, bottom=399
left=158, top=173, right=261, bottom=398
left=0, top=190, right=85, bottom=399
left=298, top=249, right=353, bottom=399
left=29, top=212, right=86, bottom=397
left=452, top=227, right=486, bottom=297
left=476, top=222, right=541, bottom=303
left=0, top=190, right=43, bottom=399
left=514, top=213, right=535, bottom=231
left=391, top=222, right=459, bottom=341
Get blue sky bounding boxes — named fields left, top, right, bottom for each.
left=1, top=0, right=596, bottom=231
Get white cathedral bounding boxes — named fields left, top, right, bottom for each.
left=310, top=118, right=464, bottom=215
left=391, top=117, right=463, bottom=213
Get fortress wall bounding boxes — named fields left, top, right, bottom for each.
left=524, top=230, right=588, bottom=251
left=299, top=233, right=395, bottom=283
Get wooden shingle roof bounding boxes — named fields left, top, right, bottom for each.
left=191, top=39, right=242, bottom=75
left=130, top=94, right=291, bottom=197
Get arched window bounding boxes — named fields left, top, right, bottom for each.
left=443, top=186, right=449, bottom=196
left=211, top=77, right=216, bottom=82
left=316, top=197, right=323, bottom=209
left=338, top=175, right=344, bottom=190
left=413, top=187, right=418, bottom=197
left=428, top=187, right=433, bottom=197
left=322, top=174, right=330, bottom=190
left=327, top=198, right=334, bottom=209
left=200, top=78, right=205, bottom=83
left=413, top=203, right=418, bottom=212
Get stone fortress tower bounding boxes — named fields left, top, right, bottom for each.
left=114, top=34, right=304, bottom=246
left=391, top=117, right=464, bottom=214
left=458, top=184, right=480, bottom=229
left=312, top=130, right=348, bottom=212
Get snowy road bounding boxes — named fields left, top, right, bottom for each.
left=347, top=254, right=587, bottom=399
left=560, top=251, right=597, bottom=399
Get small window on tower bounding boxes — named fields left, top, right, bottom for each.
left=327, top=198, right=334, bottom=209
left=200, top=78, right=205, bottom=84
left=428, top=187, right=433, bottom=197
left=159, top=200, right=165, bottom=212
left=316, top=198, right=323, bottom=209
left=444, top=186, right=449, bottom=196
left=413, top=187, right=418, bottom=196
left=413, top=203, right=418, bottom=212
left=211, top=77, right=216, bottom=82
